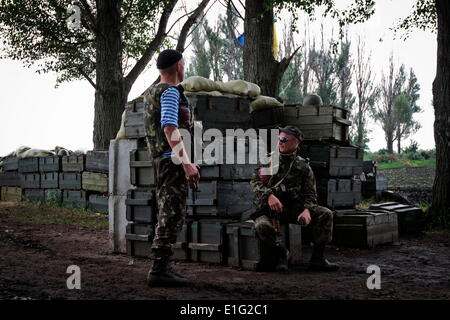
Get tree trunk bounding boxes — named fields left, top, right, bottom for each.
left=386, top=132, right=394, bottom=154
left=93, top=0, right=126, bottom=150
left=357, top=108, right=364, bottom=146
left=430, top=0, right=450, bottom=225
left=243, top=0, right=286, bottom=97
left=397, top=127, right=401, bottom=153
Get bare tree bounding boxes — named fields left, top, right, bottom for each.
left=353, top=36, right=379, bottom=148
left=373, top=54, right=406, bottom=153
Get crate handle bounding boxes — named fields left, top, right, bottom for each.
left=188, top=243, right=221, bottom=251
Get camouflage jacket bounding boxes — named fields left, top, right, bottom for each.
left=250, top=150, right=318, bottom=212
left=142, top=83, right=191, bottom=158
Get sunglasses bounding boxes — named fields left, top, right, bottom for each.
left=278, top=136, right=290, bottom=143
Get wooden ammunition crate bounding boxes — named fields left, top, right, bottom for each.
left=187, top=181, right=253, bottom=218
left=333, top=209, right=399, bottom=248
left=23, top=189, right=45, bottom=202
left=85, top=151, right=109, bottom=173
left=363, top=160, right=377, bottom=175
left=41, top=172, right=59, bottom=189
left=59, top=172, right=82, bottom=190
left=39, top=156, right=61, bottom=172
left=283, top=104, right=351, bottom=142
left=62, top=190, right=87, bottom=208
left=126, top=96, right=146, bottom=113
left=172, top=221, right=192, bottom=261
left=369, top=202, right=425, bottom=234
left=88, top=194, right=109, bottom=214
left=124, top=111, right=148, bottom=139
left=125, top=222, right=155, bottom=258
left=250, top=106, right=284, bottom=129
left=18, top=158, right=39, bottom=173
left=62, top=155, right=85, bottom=172
left=186, top=93, right=252, bottom=131
left=0, top=186, right=22, bottom=202
left=317, top=178, right=362, bottom=209
left=45, top=189, right=62, bottom=203
left=2, top=157, right=19, bottom=171
left=226, top=221, right=302, bottom=271
left=298, top=143, right=363, bottom=177
left=126, top=188, right=157, bottom=223
left=189, top=219, right=230, bottom=264
left=20, top=173, right=41, bottom=189
left=0, top=171, right=21, bottom=187
left=82, top=172, right=108, bottom=193
left=362, top=175, right=388, bottom=199
left=196, top=164, right=257, bottom=180
left=129, top=149, right=155, bottom=187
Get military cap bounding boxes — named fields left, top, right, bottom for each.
left=279, top=125, right=304, bottom=141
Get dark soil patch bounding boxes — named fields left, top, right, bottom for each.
left=1, top=202, right=449, bottom=300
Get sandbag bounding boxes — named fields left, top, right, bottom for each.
left=193, top=90, right=223, bottom=96
left=250, top=95, right=284, bottom=113
left=181, top=76, right=221, bottom=92
left=220, top=80, right=261, bottom=97
left=115, top=110, right=127, bottom=140
left=18, top=148, right=55, bottom=158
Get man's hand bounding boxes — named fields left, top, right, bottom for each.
left=182, top=162, right=200, bottom=184
left=268, top=194, right=283, bottom=213
left=297, top=209, right=311, bottom=226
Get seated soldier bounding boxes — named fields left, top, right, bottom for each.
left=250, top=125, right=339, bottom=272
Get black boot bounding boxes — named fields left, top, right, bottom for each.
left=309, top=244, right=339, bottom=272
left=275, top=245, right=290, bottom=272
left=147, top=258, right=190, bottom=287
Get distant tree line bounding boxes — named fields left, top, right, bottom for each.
left=185, top=12, right=422, bottom=155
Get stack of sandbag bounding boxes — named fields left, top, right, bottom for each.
left=181, top=76, right=284, bottom=131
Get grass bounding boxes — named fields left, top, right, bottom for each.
left=0, top=200, right=108, bottom=229
left=355, top=199, right=376, bottom=210
left=377, top=159, right=436, bottom=169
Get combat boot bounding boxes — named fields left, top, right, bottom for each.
left=309, top=244, right=339, bottom=272
left=275, top=245, right=290, bottom=272
left=147, top=258, right=190, bottom=287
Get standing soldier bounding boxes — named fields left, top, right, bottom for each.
left=143, top=49, right=200, bottom=286
left=250, top=126, right=339, bottom=272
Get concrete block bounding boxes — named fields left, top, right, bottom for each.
left=108, top=194, right=128, bottom=253
left=108, top=139, right=137, bottom=196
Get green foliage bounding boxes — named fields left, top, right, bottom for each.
left=394, top=0, right=437, bottom=39
left=185, top=3, right=243, bottom=81
left=0, top=0, right=167, bottom=86
left=268, top=0, right=376, bottom=37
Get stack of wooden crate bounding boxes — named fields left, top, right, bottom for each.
left=361, top=160, right=388, bottom=200
left=0, top=157, right=21, bottom=202
left=125, top=147, right=157, bottom=258
left=298, top=142, right=364, bottom=209
left=0, top=152, right=109, bottom=213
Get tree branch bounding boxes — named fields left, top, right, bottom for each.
left=77, top=66, right=97, bottom=90
left=78, top=0, right=97, bottom=34
left=120, top=0, right=135, bottom=27
left=151, top=0, right=212, bottom=86
left=124, top=0, right=178, bottom=92
left=176, top=0, right=211, bottom=52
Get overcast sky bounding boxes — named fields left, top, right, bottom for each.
left=0, top=0, right=437, bottom=156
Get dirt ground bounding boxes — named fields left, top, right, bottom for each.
left=1, top=201, right=450, bottom=300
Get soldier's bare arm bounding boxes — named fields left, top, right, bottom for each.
left=163, top=125, right=200, bottom=182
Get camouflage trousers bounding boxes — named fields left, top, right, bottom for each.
left=254, top=205, right=333, bottom=247
left=151, top=156, right=188, bottom=259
